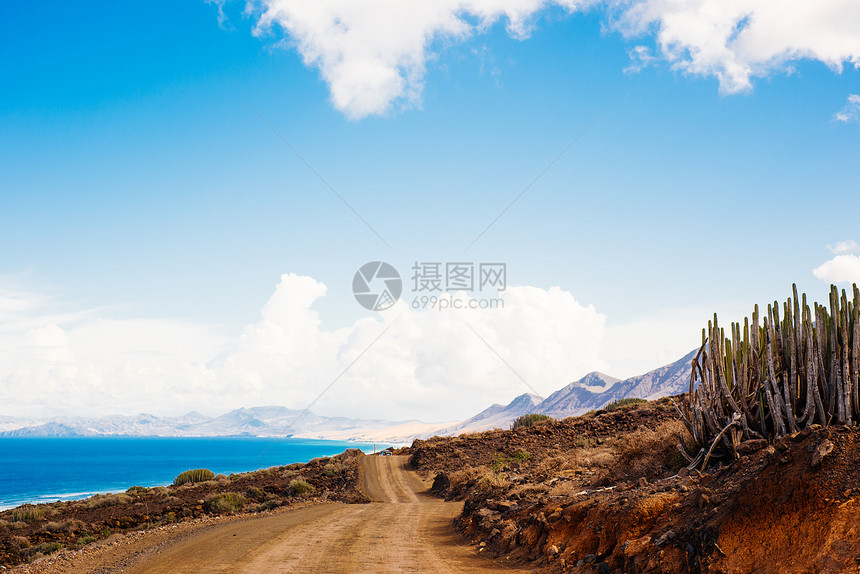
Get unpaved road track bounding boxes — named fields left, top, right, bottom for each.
left=124, top=456, right=529, bottom=573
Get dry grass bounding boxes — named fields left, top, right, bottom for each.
left=203, top=492, right=247, bottom=514
left=609, top=420, right=689, bottom=482
left=44, top=519, right=84, bottom=534
left=86, top=493, right=133, bottom=508
left=9, top=505, right=45, bottom=523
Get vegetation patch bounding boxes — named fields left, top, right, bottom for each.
left=511, top=413, right=552, bottom=429
left=288, top=478, right=315, bottom=496
left=203, top=492, right=247, bottom=514
left=173, top=468, right=216, bottom=486
left=605, top=397, right=647, bottom=411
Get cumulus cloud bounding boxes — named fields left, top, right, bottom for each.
left=814, top=254, right=860, bottom=284
left=248, top=0, right=587, bottom=118
left=238, top=0, right=860, bottom=117
left=834, top=94, right=860, bottom=122
left=0, top=275, right=620, bottom=421
left=612, top=0, right=860, bottom=94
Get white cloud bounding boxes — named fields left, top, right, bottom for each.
left=0, top=275, right=617, bottom=421
left=612, top=0, right=860, bottom=94
left=248, top=0, right=586, bottom=118
left=834, top=94, right=860, bottom=122
left=814, top=254, right=860, bottom=284
left=239, top=0, right=860, bottom=117
left=0, top=274, right=714, bottom=422
left=624, top=44, right=657, bottom=73
left=827, top=239, right=860, bottom=254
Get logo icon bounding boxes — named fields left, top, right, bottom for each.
left=353, top=261, right=402, bottom=311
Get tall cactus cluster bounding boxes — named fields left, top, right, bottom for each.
left=676, top=283, right=860, bottom=469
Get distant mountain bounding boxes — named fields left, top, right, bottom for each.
left=0, top=407, right=406, bottom=439
left=0, top=351, right=699, bottom=443
left=535, top=349, right=696, bottom=419
left=429, top=393, right=543, bottom=436
left=536, top=372, right=621, bottom=417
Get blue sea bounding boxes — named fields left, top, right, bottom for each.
left=0, top=437, right=381, bottom=510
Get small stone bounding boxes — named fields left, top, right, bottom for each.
left=677, top=467, right=689, bottom=478
left=811, top=439, right=834, bottom=468
left=637, top=477, right=648, bottom=487
left=547, top=545, right=559, bottom=556
left=655, top=530, right=675, bottom=547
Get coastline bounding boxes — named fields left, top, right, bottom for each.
left=0, top=436, right=385, bottom=511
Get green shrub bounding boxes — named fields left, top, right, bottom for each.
left=246, top=487, right=266, bottom=502
left=28, top=541, right=62, bottom=556
left=126, top=485, right=149, bottom=495
left=45, top=520, right=82, bottom=533
left=78, top=535, right=97, bottom=545
left=604, top=398, right=647, bottom=411
left=511, top=413, right=552, bottom=429
left=203, top=493, right=247, bottom=514
left=173, top=469, right=215, bottom=486
left=289, top=478, right=315, bottom=496
left=324, top=461, right=346, bottom=477
left=10, top=505, right=44, bottom=523
left=491, top=453, right=509, bottom=473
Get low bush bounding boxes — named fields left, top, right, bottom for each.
left=173, top=469, right=215, bottom=486
left=126, top=485, right=149, bottom=495
left=10, top=505, right=45, bottom=523
left=25, top=541, right=62, bottom=557
left=611, top=420, right=688, bottom=481
left=86, top=493, right=132, bottom=508
left=289, top=478, right=315, bottom=496
left=45, top=520, right=83, bottom=533
left=604, top=397, right=647, bottom=411
left=12, top=535, right=30, bottom=549
left=246, top=487, right=266, bottom=502
left=511, top=413, right=552, bottom=429
left=203, top=492, right=247, bottom=514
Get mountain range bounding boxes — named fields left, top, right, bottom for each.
left=0, top=349, right=697, bottom=442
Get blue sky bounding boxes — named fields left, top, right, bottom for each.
left=1, top=0, right=859, bottom=421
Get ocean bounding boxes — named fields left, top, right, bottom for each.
left=0, top=437, right=381, bottom=510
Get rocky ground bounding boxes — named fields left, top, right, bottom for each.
left=0, top=448, right=368, bottom=568
left=409, top=398, right=860, bottom=573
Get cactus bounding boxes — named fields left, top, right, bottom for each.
left=676, top=283, right=860, bottom=469
left=173, top=468, right=216, bottom=486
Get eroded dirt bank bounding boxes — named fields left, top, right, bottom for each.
left=411, top=402, right=860, bottom=573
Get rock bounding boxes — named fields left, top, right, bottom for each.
left=811, top=439, right=835, bottom=468
left=677, top=467, right=689, bottom=478
left=430, top=473, right=450, bottom=496
left=655, top=530, right=675, bottom=547
left=583, top=553, right=596, bottom=563
left=490, top=528, right=500, bottom=538
left=637, top=477, right=648, bottom=487
left=737, top=439, right=768, bottom=455
left=597, top=562, right=611, bottom=574
left=547, top=545, right=559, bottom=556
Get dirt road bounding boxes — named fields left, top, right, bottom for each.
left=123, top=456, right=529, bottom=573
